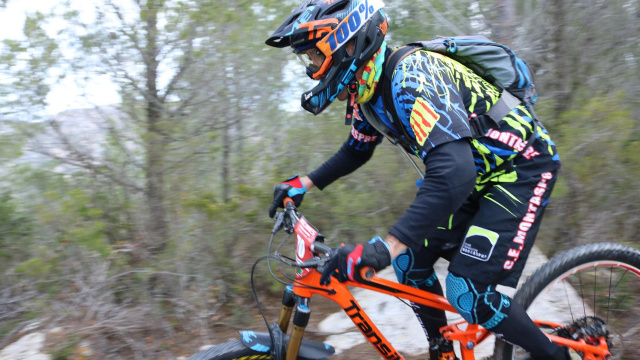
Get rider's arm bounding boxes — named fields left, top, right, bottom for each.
left=300, top=176, right=315, bottom=191
left=306, top=140, right=375, bottom=190
left=306, top=113, right=382, bottom=190
left=388, top=139, right=477, bottom=252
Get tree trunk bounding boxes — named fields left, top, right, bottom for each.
left=144, top=0, right=169, bottom=253
left=550, top=0, right=570, bottom=114
left=222, top=115, right=230, bottom=204
left=493, top=0, right=516, bottom=46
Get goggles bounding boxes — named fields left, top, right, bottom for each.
left=293, top=46, right=330, bottom=79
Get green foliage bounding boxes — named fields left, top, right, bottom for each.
left=15, top=257, right=51, bottom=277
left=555, top=93, right=633, bottom=197
left=49, top=335, right=80, bottom=360
left=0, top=10, right=60, bottom=120
left=34, top=188, right=111, bottom=257
left=0, top=192, right=33, bottom=269
left=540, top=92, right=640, bottom=249
left=0, top=133, right=24, bottom=160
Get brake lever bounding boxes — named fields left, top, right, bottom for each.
left=271, top=212, right=285, bottom=234
left=298, top=257, right=329, bottom=269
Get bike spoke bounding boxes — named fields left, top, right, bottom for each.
left=562, top=279, right=575, bottom=323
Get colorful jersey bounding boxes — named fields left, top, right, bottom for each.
left=348, top=50, right=561, bottom=184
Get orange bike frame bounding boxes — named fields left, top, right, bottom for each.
left=292, top=268, right=487, bottom=360
left=281, top=200, right=610, bottom=360
left=290, top=267, right=611, bottom=360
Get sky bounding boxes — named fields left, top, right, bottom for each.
left=0, top=0, right=121, bottom=115
left=0, top=1, right=307, bottom=117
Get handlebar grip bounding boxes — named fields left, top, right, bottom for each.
left=283, top=197, right=295, bottom=208
left=360, top=267, right=375, bottom=280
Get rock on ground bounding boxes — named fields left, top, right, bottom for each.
left=0, top=332, right=50, bottom=360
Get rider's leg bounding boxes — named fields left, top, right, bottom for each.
left=393, top=247, right=448, bottom=341
left=396, top=198, right=480, bottom=345
left=446, top=272, right=569, bottom=360
left=444, top=171, right=562, bottom=358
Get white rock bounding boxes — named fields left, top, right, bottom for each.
left=0, top=333, right=50, bottom=360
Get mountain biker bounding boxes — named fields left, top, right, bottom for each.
left=266, top=1, right=571, bottom=359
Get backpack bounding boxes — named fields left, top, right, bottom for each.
left=378, top=35, right=539, bottom=147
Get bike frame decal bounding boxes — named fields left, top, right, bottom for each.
left=343, top=298, right=401, bottom=360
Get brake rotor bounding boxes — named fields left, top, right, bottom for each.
left=554, top=316, right=622, bottom=359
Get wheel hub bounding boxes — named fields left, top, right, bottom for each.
left=554, top=316, right=622, bottom=359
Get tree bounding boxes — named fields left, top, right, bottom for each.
left=1, top=0, right=272, bottom=253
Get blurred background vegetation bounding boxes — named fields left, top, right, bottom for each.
left=0, top=0, right=639, bottom=358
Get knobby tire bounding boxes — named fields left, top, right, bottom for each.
left=493, top=242, right=640, bottom=360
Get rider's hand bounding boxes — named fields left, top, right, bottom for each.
left=268, top=175, right=307, bottom=218
left=320, top=236, right=391, bottom=285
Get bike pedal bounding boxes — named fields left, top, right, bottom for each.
left=438, top=351, right=457, bottom=360
left=428, top=337, right=458, bottom=360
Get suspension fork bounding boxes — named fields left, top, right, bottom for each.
left=275, top=285, right=312, bottom=360
left=286, top=296, right=311, bottom=360
left=277, top=285, right=296, bottom=333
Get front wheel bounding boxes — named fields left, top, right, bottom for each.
left=493, top=242, right=640, bottom=360
left=187, top=340, right=271, bottom=360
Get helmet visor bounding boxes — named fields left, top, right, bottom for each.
left=294, top=47, right=328, bottom=79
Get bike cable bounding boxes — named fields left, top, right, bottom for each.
left=250, top=255, right=277, bottom=344
left=249, top=234, right=329, bottom=353
left=269, top=227, right=336, bottom=295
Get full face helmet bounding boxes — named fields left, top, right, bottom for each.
left=266, top=0, right=388, bottom=116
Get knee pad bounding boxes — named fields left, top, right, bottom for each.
left=393, top=249, right=437, bottom=289
left=445, top=273, right=511, bottom=329
left=445, top=273, right=476, bottom=323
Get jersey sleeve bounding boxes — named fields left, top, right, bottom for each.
left=307, top=107, right=383, bottom=190
left=388, top=139, right=477, bottom=250
left=390, top=51, right=474, bottom=157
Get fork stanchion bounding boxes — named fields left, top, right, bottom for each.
left=286, top=297, right=311, bottom=360
left=277, top=285, right=296, bottom=333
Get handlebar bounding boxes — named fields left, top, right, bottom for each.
left=279, top=197, right=332, bottom=269
left=310, top=241, right=332, bottom=255
left=276, top=197, right=378, bottom=280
